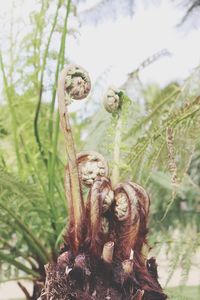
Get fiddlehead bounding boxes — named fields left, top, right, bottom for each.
left=64, top=65, right=91, bottom=101
left=76, top=151, right=109, bottom=187
left=57, top=64, right=91, bottom=254
left=86, top=176, right=114, bottom=256
left=114, top=182, right=140, bottom=261
left=103, top=86, right=122, bottom=113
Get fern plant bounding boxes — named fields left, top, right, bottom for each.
left=0, top=1, right=200, bottom=299
left=0, top=0, right=73, bottom=298
left=81, top=66, right=200, bottom=288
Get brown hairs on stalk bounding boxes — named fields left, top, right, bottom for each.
left=113, top=182, right=150, bottom=260
left=113, top=182, right=167, bottom=298
left=128, top=182, right=150, bottom=253
left=130, top=256, right=167, bottom=300
left=63, top=151, right=110, bottom=255
left=63, top=166, right=86, bottom=254
left=113, top=182, right=140, bottom=261
left=84, top=177, right=114, bottom=257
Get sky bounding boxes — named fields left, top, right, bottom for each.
left=0, top=0, right=200, bottom=93
left=66, top=0, right=200, bottom=88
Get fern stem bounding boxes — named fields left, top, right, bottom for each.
left=34, top=0, right=61, bottom=163
left=111, top=115, right=122, bottom=186
left=48, top=0, right=71, bottom=139
left=0, top=237, right=38, bottom=269
left=0, top=252, right=39, bottom=278
left=57, top=64, right=90, bottom=253
left=20, top=141, right=48, bottom=196
left=58, top=101, right=84, bottom=253
left=0, top=203, right=51, bottom=264
left=0, top=50, right=22, bottom=172
left=17, top=282, right=32, bottom=300
left=48, top=0, right=72, bottom=239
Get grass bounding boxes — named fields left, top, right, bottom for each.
left=166, top=286, right=200, bottom=300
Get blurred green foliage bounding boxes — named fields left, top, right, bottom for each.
left=166, top=285, right=200, bottom=300
left=0, top=0, right=200, bottom=298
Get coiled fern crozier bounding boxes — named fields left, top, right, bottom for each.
left=38, top=65, right=167, bottom=300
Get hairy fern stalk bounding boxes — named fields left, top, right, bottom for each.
left=38, top=65, right=167, bottom=300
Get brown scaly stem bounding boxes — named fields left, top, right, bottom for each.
left=57, top=65, right=91, bottom=253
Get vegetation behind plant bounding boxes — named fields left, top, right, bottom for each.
left=0, top=1, right=200, bottom=298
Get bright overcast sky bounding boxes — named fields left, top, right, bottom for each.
left=1, top=0, right=200, bottom=89
left=67, top=0, right=200, bottom=88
